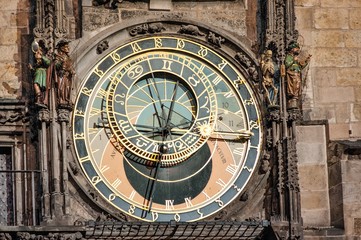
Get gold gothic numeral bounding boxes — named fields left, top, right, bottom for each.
left=131, top=42, right=142, bottom=52
left=217, top=60, right=227, bottom=70
left=110, top=52, right=121, bottom=63
left=93, top=67, right=104, bottom=77
left=184, top=197, right=193, bottom=208
left=74, top=133, right=85, bottom=139
left=154, top=38, right=162, bottom=48
left=243, top=166, right=253, bottom=172
left=81, top=87, right=93, bottom=96
left=165, top=200, right=175, bottom=210
left=198, top=47, right=208, bottom=57
left=177, top=39, right=185, bottom=49
left=244, top=98, right=255, bottom=105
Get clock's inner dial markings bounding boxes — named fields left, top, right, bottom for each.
left=73, top=36, right=262, bottom=222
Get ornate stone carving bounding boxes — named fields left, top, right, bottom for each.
left=0, top=111, right=25, bottom=124
left=207, top=32, right=225, bottom=47
left=29, top=41, right=51, bottom=107
left=33, top=0, right=69, bottom=53
left=96, top=40, right=109, bottom=54
left=267, top=107, right=280, bottom=122
left=128, top=23, right=166, bottom=36
left=57, top=108, right=70, bottom=123
left=0, top=233, right=12, bottom=240
left=53, top=40, right=75, bottom=107
left=178, top=25, right=205, bottom=36
left=260, top=151, right=271, bottom=174
left=92, top=0, right=121, bottom=9
left=235, top=52, right=259, bottom=83
left=16, top=232, right=84, bottom=240
left=260, top=50, right=279, bottom=106
left=38, top=108, right=51, bottom=123
left=285, top=41, right=311, bottom=109
left=287, top=108, right=301, bottom=121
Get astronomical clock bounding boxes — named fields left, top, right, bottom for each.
left=71, top=27, right=263, bottom=223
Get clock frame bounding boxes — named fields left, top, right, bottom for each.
left=72, top=35, right=263, bottom=222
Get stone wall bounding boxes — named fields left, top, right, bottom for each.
left=296, top=0, right=361, bottom=238
left=295, top=0, right=361, bottom=141
left=0, top=0, right=29, bottom=99
left=81, top=0, right=254, bottom=44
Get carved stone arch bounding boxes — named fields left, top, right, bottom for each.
left=71, top=18, right=262, bottom=92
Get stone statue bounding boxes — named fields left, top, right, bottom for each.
left=285, top=42, right=311, bottom=108
left=53, top=40, right=75, bottom=107
left=260, top=50, right=278, bottom=106
left=29, top=45, right=51, bottom=106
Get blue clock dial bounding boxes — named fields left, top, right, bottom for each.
left=73, top=36, right=262, bottom=222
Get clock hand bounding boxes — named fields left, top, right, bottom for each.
left=133, top=124, right=161, bottom=130
left=141, top=144, right=168, bottom=218
left=197, top=125, right=254, bottom=140
left=146, top=78, right=164, bottom=128
left=165, top=80, right=179, bottom=127
left=148, top=74, right=167, bottom=128
left=211, top=130, right=254, bottom=139
left=162, top=104, right=194, bottom=126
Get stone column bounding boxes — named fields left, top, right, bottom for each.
left=38, top=108, right=51, bottom=221
left=57, top=107, right=70, bottom=216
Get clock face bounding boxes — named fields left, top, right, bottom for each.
left=73, top=36, right=262, bottom=222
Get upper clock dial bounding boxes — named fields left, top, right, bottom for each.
left=106, top=52, right=217, bottom=166
left=73, top=36, right=262, bottom=222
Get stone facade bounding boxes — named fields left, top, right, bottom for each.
left=0, top=0, right=360, bottom=239
left=296, top=0, right=361, bottom=141
left=0, top=0, right=30, bottom=99
left=295, top=0, right=361, bottom=238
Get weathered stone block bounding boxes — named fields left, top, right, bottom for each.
left=335, top=103, right=351, bottom=123
left=316, top=87, right=354, bottom=103
left=314, top=8, right=349, bottom=29
left=300, top=190, right=329, bottom=209
left=341, top=182, right=361, bottom=204
left=328, top=163, right=342, bottom=187
left=299, top=165, right=328, bottom=190
left=0, top=28, right=17, bottom=45
left=342, top=160, right=361, bottom=183
left=351, top=104, right=361, bottom=122
left=0, top=62, right=17, bottom=81
left=295, top=0, right=320, bottom=7
left=343, top=205, right=361, bottom=236
left=355, top=87, right=361, bottom=102
left=296, top=125, right=326, bottom=143
left=329, top=186, right=343, bottom=213
left=0, top=0, right=18, bottom=10
left=344, top=31, right=361, bottom=48
left=16, top=11, right=29, bottom=28
left=350, top=122, right=361, bottom=138
left=313, top=68, right=337, bottom=86
left=150, top=0, right=172, bottom=10
left=307, top=105, right=336, bottom=123
left=312, top=48, right=357, bottom=68
left=350, top=8, right=361, bottom=29
left=328, top=123, right=350, bottom=140
left=0, top=10, right=13, bottom=28
left=321, top=0, right=361, bottom=8
left=0, top=46, right=17, bottom=62
left=0, top=80, right=20, bottom=98
left=336, top=68, right=361, bottom=87
left=83, top=7, right=120, bottom=32
left=312, top=31, right=344, bottom=48
left=302, top=209, right=330, bottom=226
left=295, top=8, right=313, bottom=30
left=297, top=142, right=327, bottom=165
